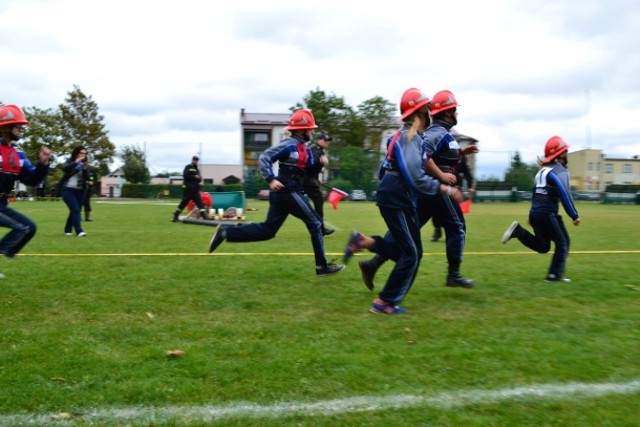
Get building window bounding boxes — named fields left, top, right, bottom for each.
left=244, top=131, right=271, bottom=150
left=622, top=164, right=632, bottom=173
left=604, top=163, right=613, bottom=173
left=588, top=162, right=593, bottom=171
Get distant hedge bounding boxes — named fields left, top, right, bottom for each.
left=120, top=183, right=246, bottom=198
left=605, top=184, right=640, bottom=193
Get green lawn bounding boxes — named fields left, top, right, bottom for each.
left=0, top=198, right=638, bottom=426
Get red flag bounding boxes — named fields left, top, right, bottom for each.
left=328, top=188, right=348, bottom=210
left=460, top=198, right=471, bottom=214
left=187, top=192, right=213, bottom=211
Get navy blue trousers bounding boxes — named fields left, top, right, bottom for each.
left=224, top=190, right=329, bottom=268
left=0, top=204, right=37, bottom=258
left=417, top=193, right=466, bottom=266
left=61, top=186, right=85, bottom=235
left=371, top=206, right=422, bottom=306
left=517, top=211, right=570, bottom=278
left=378, top=193, right=467, bottom=267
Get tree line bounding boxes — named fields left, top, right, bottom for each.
left=18, top=86, right=537, bottom=193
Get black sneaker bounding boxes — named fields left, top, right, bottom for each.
left=316, top=263, right=345, bottom=276
left=446, top=274, right=475, bottom=288
left=322, top=228, right=335, bottom=236
left=430, top=228, right=442, bottom=242
left=208, top=226, right=227, bottom=253
left=172, top=212, right=180, bottom=222
left=358, top=260, right=377, bottom=291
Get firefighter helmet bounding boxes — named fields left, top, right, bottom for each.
left=285, top=109, right=318, bottom=130
left=400, top=88, right=430, bottom=120
left=0, top=104, right=29, bottom=127
left=430, top=90, right=458, bottom=115
left=543, top=136, right=570, bottom=163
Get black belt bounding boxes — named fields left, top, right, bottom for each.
left=279, top=173, right=305, bottom=184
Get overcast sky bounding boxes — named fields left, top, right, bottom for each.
left=2, top=0, right=639, bottom=179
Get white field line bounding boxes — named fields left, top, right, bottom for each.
left=1, top=379, right=638, bottom=425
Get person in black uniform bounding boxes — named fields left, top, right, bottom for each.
left=83, top=164, right=97, bottom=221
left=303, top=133, right=334, bottom=236
left=431, top=150, right=475, bottom=241
left=208, top=109, right=344, bottom=277
left=502, top=136, right=580, bottom=282
left=172, top=156, right=208, bottom=221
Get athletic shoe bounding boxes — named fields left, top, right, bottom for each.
left=446, top=274, right=475, bottom=288
left=369, top=298, right=408, bottom=315
left=65, top=233, right=73, bottom=236
left=430, top=227, right=442, bottom=242
left=545, top=274, right=571, bottom=283
left=322, top=228, right=335, bottom=236
left=0, top=272, right=5, bottom=279
left=501, top=221, right=519, bottom=243
left=208, top=225, right=227, bottom=253
left=358, top=259, right=377, bottom=291
left=78, top=232, right=87, bottom=237
left=315, top=263, right=345, bottom=276
left=343, top=231, right=363, bottom=263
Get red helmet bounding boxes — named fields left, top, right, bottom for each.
left=543, top=136, right=570, bottom=163
left=400, top=88, right=430, bottom=120
left=285, top=109, right=318, bottom=130
left=430, top=90, right=458, bottom=115
left=0, top=104, right=29, bottom=127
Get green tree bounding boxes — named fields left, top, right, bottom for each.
left=292, top=88, right=395, bottom=190
left=20, top=106, right=66, bottom=166
left=356, top=96, right=396, bottom=153
left=292, top=88, right=354, bottom=142
left=58, top=85, right=116, bottom=177
left=334, top=146, right=378, bottom=194
left=504, top=152, right=538, bottom=190
left=120, top=144, right=151, bottom=184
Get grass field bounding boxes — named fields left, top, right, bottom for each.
left=0, top=198, right=638, bottom=426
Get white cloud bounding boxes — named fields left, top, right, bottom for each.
left=2, top=0, right=639, bottom=178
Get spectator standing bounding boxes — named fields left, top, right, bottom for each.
left=0, top=104, right=51, bottom=278
left=60, top=146, right=90, bottom=237
left=208, top=109, right=344, bottom=277
left=303, top=133, right=334, bottom=236
left=343, top=88, right=462, bottom=314
left=173, top=156, right=208, bottom=221
left=502, top=136, right=580, bottom=282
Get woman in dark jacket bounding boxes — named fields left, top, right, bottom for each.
left=60, top=146, right=89, bottom=236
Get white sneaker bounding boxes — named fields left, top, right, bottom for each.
left=78, top=232, right=87, bottom=237
left=501, top=221, right=519, bottom=244
left=0, top=272, right=5, bottom=279
left=65, top=233, right=73, bottom=236
left=545, top=274, right=571, bottom=283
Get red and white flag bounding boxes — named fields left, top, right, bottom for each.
left=328, top=188, right=349, bottom=210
